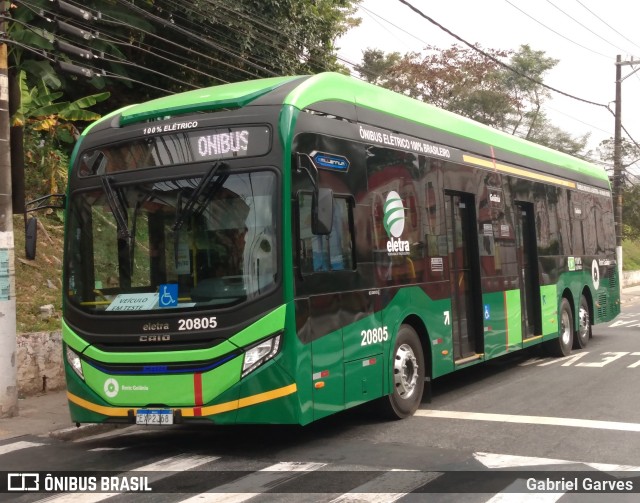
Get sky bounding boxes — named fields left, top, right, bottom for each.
left=336, top=0, right=640, bottom=175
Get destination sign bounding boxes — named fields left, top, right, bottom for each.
left=79, top=126, right=271, bottom=176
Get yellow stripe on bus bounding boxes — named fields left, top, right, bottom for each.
left=67, top=383, right=297, bottom=419
left=462, top=154, right=576, bottom=188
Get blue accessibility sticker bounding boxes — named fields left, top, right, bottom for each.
left=159, top=283, right=178, bottom=308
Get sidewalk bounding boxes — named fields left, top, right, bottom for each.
left=1, top=285, right=639, bottom=442
left=0, top=390, right=121, bottom=441
left=0, top=390, right=74, bottom=441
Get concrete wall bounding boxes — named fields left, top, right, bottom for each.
left=17, top=330, right=65, bottom=397
left=623, top=270, right=640, bottom=288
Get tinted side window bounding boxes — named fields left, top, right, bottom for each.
left=299, top=194, right=354, bottom=274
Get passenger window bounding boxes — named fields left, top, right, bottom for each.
left=299, top=194, right=354, bottom=274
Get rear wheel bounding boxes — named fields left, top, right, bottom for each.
left=573, top=295, right=591, bottom=349
left=377, top=324, right=425, bottom=420
left=545, top=298, right=573, bottom=357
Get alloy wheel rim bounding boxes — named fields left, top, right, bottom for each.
left=394, top=343, right=419, bottom=399
left=561, top=309, right=571, bottom=346
left=579, top=306, right=589, bottom=340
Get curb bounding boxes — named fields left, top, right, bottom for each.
left=49, top=423, right=125, bottom=441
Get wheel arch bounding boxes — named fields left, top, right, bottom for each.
left=562, top=287, right=575, bottom=317
left=580, top=285, right=594, bottom=328
left=401, top=314, right=432, bottom=380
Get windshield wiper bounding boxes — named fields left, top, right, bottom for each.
left=173, top=161, right=227, bottom=232
left=101, top=176, right=131, bottom=241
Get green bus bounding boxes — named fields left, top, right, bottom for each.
left=56, top=72, right=620, bottom=426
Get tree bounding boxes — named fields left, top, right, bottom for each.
left=12, top=71, right=109, bottom=197
left=355, top=44, right=589, bottom=155
left=7, top=0, right=360, bottom=200
left=357, top=44, right=513, bottom=128
left=8, top=0, right=362, bottom=110
left=355, top=49, right=402, bottom=85
left=597, top=137, right=640, bottom=240
left=497, top=45, right=557, bottom=138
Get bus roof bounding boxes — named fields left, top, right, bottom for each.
left=118, top=76, right=300, bottom=126
left=85, top=72, right=607, bottom=183
left=283, top=73, right=608, bottom=183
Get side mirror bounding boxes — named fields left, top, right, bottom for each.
left=312, top=188, right=333, bottom=235
left=25, top=217, right=38, bottom=260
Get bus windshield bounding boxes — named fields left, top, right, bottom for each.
left=66, top=169, right=278, bottom=313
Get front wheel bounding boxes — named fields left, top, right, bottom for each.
left=545, top=298, right=574, bottom=357
left=377, top=324, right=425, bottom=420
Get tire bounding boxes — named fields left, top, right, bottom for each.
left=573, top=295, right=591, bottom=349
left=545, top=298, right=574, bottom=357
left=377, top=324, right=425, bottom=420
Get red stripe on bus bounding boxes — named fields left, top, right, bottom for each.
left=194, top=373, right=203, bottom=406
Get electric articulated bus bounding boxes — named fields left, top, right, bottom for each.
left=58, top=72, right=620, bottom=426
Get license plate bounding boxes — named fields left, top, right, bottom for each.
left=135, top=409, right=173, bottom=425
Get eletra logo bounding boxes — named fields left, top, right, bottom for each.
left=383, top=191, right=410, bottom=255
left=383, top=191, right=405, bottom=238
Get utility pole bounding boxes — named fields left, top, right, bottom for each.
left=614, top=55, right=623, bottom=287
left=0, top=0, right=18, bottom=418
left=613, top=55, right=640, bottom=289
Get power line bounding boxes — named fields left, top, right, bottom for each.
left=504, top=0, right=609, bottom=59
left=17, top=0, right=240, bottom=84
left=56, top=0, right=250, bottom=81
left=150, top=1, right=297, bottom=74
left=396, top=0, right=610, bottom=109
left=9, top=3, right=181, bottom=94
left=343, top=5, right=615, bottom=137
left=545, top=0, right=632, bottom=55
left=575, top=0, right=640, bottom=53
left=359, top=4, right=434, bottom=49
left=3, top=32, right=174, bottom=95
left=345, top=5, right=640, bottom=143
left=114, top=0, right=278, bottom=77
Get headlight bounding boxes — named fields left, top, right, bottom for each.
left=66, top=345, right=85, bottom=380
left=242, top=335, right=281, bottom=378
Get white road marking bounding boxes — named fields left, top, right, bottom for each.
left=485, top=487, right=564, bottom=503
left=416, top=409, right=640, bottom=432
left=181, top=461, right=326, bottom=503
left=328, top=470, right=441, bottom=503
left=474, top=452, right=572, bottom=468
left=38, top=454, right=219, bottom=502
left=475, top=452, right=640, bottom=471
left=476, top=452, right=640, bottom=502
left=0, top=440, right=43, bottom=455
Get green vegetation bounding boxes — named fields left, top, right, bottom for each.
left=623, top=240, right=640, bottom=271
left=14, top=214, right=64, bottom=333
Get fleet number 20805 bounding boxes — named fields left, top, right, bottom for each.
left=361, top=326, right=389, bottom=346
left=178, top=317, right=217, bottom=331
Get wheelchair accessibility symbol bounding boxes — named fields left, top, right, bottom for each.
left=159, top=284, right=178, bottom=308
